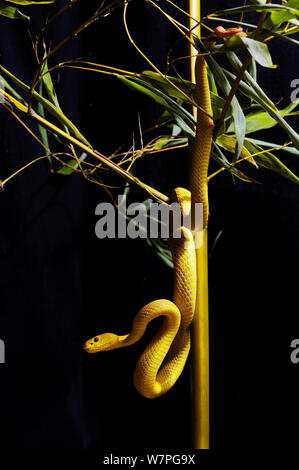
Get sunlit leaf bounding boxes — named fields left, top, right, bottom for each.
left=0, top=2, right=29, bottom=19
left=0, top=74, right=27, bottom=103
left=266, top=0, right=299, bottom=25
left=0, top=65, right=91, bottom=147
left=217, top=134, right=257, bottom=166
left=228, top=98, right=299, bottom=134
left=244, top=140, right=299, bottom=183
left=211, top=145, right=259, bottom=183
left=153, top=135, right=187, bottom=150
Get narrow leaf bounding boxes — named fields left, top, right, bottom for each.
left=227, top=52, right=277, bottom=110
left=212, top=4, right=299, bottom=17
left=211, top=145, right=258, bottom=183
left=217, top=134, right=258, bottom=166
left=118, top=74, right=196, bottom=139
left=0, top=3, right=29, bottom=19
left=244, top=140, right=299, bottom=183
left=0, top=74, right=27, bottom=104
left=223, top=67, right=299, bottom=150
left=267, top=0, right=299, bottom=25
left=202, top=50, right=246, bottom=159
left=37, top=79, right=52, bottom=168
left=140, top=71, right=226, bottom=117
left=245, top=137, right=299, bottom=156
left=2, top=0, right=54, bottom=3
left=0, top=65, right=91, bottom=147
left=240, top=37, right=275, bottom=68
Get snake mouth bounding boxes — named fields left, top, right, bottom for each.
left=83, top=342, right=100, bottom=353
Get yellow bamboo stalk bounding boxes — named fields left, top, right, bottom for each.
left=189, top=0, right=201, bottom=84
left=191, top=228, right=209, bottom=449
left=189, top=0, right=210, bottom=449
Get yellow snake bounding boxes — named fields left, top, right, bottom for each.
left=83, top=54, right=214, bottom=399
left=190, top=55, right=214, bottom=229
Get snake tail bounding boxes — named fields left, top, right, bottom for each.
left=190, top=55, right=214, bottom=230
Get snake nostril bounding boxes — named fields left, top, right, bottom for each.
left=94, top=337, right=99, bottom=342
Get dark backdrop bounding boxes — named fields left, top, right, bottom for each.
left=0, top=0, right=298, bottom=453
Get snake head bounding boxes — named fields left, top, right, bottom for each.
left=83, top=333, right=120, bottom=353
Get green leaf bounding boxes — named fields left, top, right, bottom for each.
left=0, top=64, right=91, bottom=148
left=227, top=52, right=277, bottom=110
left=209, top=35, right=244, bottom=53
left=146, top=238, right=173, bottom=269
left=240, top=37, right=275, bottom=68
left=0, top=74, right=27, bottom=103
left=37, top=80, right=52, bottom=168
left=215, top=37, right=275, bottom=67
left=40, top=56, right=71, bottom=137
left=267, top=0, right=299, bottom=25
left=244, top=140, right=299, bottom=183
left=202, top=50, right=246, bottom=160
left=242, top=109, right=277, bottom=133
left=118, top=74, right=196, bottom=139
left=41, top=60, right=57, bottom=102
left=230, top=98, right=299, bottom=134
left=217, top=134, right=257, bottom=166
left=222, top=67, right=299, bottom=150
left=248, top=57, right=257, bottom=82
left=140, top=71, right=194, bottom=102
left=212, top=4, right=299, bottom=17
left=0, top=2, right=29, bottom=19
left=211, top=144, right=259, bottom=183
left=153, top=135, right=187, bottom=150
left=245, top=137, right=299, bottom=156
left=140, top=71, right=226, bottom=119
left=207, top=66, right=218, bottom=96
left=281, top=97, right=299, bottom=114
left=57, top=152, right=88, bottom=175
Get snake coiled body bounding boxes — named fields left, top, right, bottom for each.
left=84, top=188, right=197, bottom=398
left=84, top=54, right=214, bottom=399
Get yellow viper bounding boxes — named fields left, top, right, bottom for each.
left=83, top=54, right=213, bottom=399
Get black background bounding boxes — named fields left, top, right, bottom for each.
left=0, top=0, right=298, bottom=455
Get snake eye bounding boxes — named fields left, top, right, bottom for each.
left=94, top=337, right=99, bottom=342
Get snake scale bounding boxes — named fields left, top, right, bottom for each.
left=83, top=34, right=220, bottom=398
